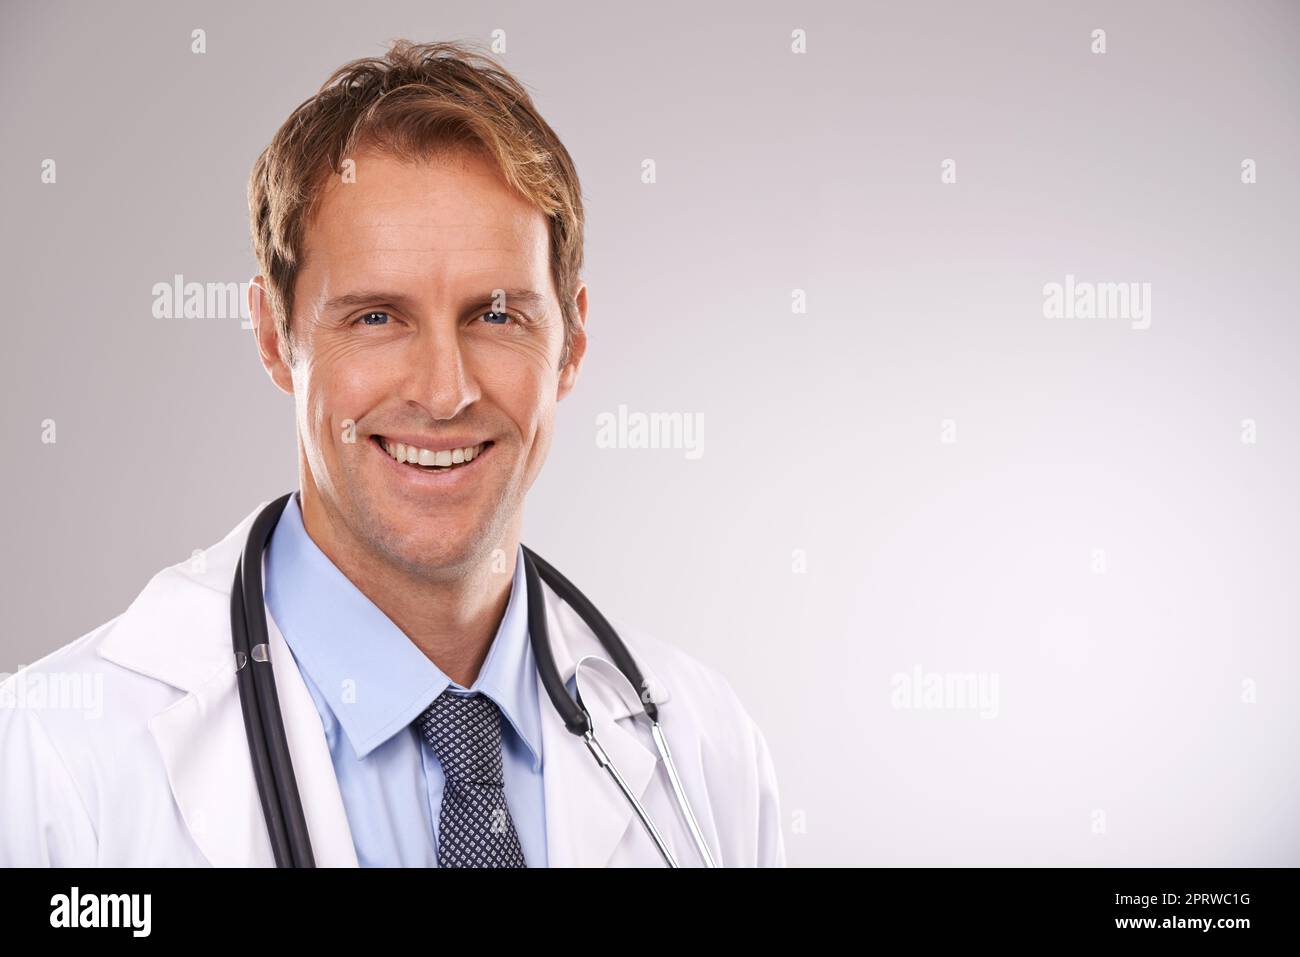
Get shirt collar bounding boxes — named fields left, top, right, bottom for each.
left=263, top=491, right=542, bottom=770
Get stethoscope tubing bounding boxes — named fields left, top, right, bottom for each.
left=579, top=729, right=679, bottom=866
left=234, top=492, right=314, bottom=867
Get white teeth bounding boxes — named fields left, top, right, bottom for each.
left=380, top=438, right=485, bottom=469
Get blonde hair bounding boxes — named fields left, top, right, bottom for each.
left=248, top=39, right=585, bottom=366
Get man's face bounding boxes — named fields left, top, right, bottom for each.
left=253, top=146, right=586, bottom=578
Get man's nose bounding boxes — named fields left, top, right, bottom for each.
left=402, top=324, right=479, bottom=420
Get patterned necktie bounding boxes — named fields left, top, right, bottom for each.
left=413, top=689, right=528, bottom=868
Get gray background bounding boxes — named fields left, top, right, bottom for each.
left=2, top=0, right=1297, bottom=865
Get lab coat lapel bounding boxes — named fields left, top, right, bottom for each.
left=536, top=582, right=675, bottom=867
left=100, top=501, right=359, bottom=868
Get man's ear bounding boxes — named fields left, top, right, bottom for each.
left=248, top=276, right=294, bottom=395
left=556, top=282, right=588, bottom=401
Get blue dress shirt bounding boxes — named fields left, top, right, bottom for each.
left=263, top=491, right=547, bottom=867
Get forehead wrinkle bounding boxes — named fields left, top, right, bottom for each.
left=341, top=217, right=530, bottom=231
left=347, top=243, right=535, bottom=252
left=320, top=217, right=539, bottom=247
left=310, top=235, right=541, bottom=268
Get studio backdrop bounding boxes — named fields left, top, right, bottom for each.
left=1, top=0, right=1297, bottom=865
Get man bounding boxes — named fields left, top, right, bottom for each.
left=0, top=40, right=784, bottom=867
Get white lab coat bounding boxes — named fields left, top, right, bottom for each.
left=0, top=500, right=785, bottom=867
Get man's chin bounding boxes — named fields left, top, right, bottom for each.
left=350, top=490, right=509, bottom=576
left=379, top=528, right=494, bottom=577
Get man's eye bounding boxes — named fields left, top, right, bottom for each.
left=356, top=311, right=390, bottom=326
left=479, top=310, right=513, bottom=325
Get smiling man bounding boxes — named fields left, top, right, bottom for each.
left=265, top=144, right=569, bottom=692
left=0, top=39, right=785, bottom=868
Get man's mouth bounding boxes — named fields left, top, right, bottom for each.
left=373, top=435, right=493, bottom=473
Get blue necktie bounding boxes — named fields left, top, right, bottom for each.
left=414, top=690, right=528, bottom=867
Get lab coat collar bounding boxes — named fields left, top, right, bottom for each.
left=96, top=497, right=674, bottom=867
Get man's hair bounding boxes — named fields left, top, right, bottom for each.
left=248, top=39, right=585, bottom=367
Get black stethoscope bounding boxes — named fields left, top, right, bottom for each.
left=230, top=492, right=716, bottom=868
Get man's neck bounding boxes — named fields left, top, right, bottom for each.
left=298, top=494, right=517, bottom=689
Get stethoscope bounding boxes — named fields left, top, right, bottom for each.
left=230, top=492, right=717, bottom=868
